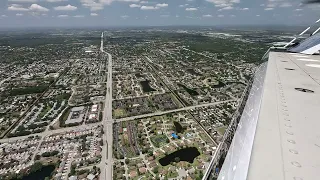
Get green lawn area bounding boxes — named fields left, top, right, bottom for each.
left=150, top=134, right=169, bottom=148
left=114, top=108, right=126, bottom=118
left=217, top=126, right=227, bottom=135
left=39, top=105, right=52, bottom=119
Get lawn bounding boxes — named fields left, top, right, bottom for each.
left=114, top=108, right=126, bottom=118
left=150, top=134, right=169, bottom=148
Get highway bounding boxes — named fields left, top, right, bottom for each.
left=99, top=32, right=114, bottom=180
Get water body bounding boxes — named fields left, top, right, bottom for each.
left=187, top=69, right=202, bottom=76
left=159, top=147, right=200, bottom=166
left=173, top=121, right=184, bottom=133
left=140, top=80, right=156, bottom=93
left=21, top=165, right=55, bottom=180
left=177, top=83, right=199, bottom=96
left=212, top=81, right=226, bottom=88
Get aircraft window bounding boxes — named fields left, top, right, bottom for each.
left=294, top=88, right=314, bottom=93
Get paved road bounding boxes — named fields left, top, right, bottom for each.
left=115, top=100, right=235, bottom=122
left=99, top=32, right=114, bottom=180
left=0, top=100, right=233, bottom=144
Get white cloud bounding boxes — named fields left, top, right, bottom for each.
left=121, top=15, right=129, bottom=19
left=206, top=0, right=240, bottom=7
left=141, top=6, right=158, bottom=10
left=241, top=7, right=249, bottom=10
left=54, top=4, right=78, bottom=11
left=219, top=6, right=233, bottom=11
left=230, top=14, right=235, bottom=17
left=29, top=4, right=49, bottom=11
left=202, top=14, right=212, bottom=17
left=8, top=3, right=49, bottom=12
left=46, top=0, right=67, bottom=2
left=295, top=8, right=302, bottom=11
left=57, top=14, right=68, bottom=18
left=8, top=0, right=37, bottom=2
left=156, top=3, right=168, bottom=8
left=186, top=7, right=197, bottom=11
left=264, top=7, right=274, bottom=10
left=1, top=15, right=8, bottom=17
left=218, top=14, right=224, bottom=17
left=179, top=4, right=188, bottom=7
left=129, top=4, right=141, bottom=8
left=140, top=1, right=148, bottom=4
left=118, top=0, right=139, bottom=2
left=8, top=4, right=29, bottom=11
left=16, top=13, right=23, bottom=16
left=90, top=13, right=98, bottom=16
left=256, top=14, right=260, bottom=17
left=74, top=15, right=85, bottom=18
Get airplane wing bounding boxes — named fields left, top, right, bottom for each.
left=216, top=50, right=320, bottom=180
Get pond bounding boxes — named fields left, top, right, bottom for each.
left=22, top=165, right=55, bottom=180
left=140, top=80, right=156, bottom=93
left=177, top=83, right=199, bottom=96
left=186, top=69, right=202, bottom=76
left=212, top=80, right=226, bottom=88
left=173, top=121, right=184, bottom=133
left=159, top=147, right=200, bottom=166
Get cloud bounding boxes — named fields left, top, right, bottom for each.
left=160, top=15, right=169, bottom=17
left=118, top=0, right=139, bottom=2
left=156, top=3, right=168, bottom=8
left=202, top=14, right=212, bottom=17
left=140, top=1, right=148, bottom=4
left=80, top=0, right=106, bottom=11
left=1, top=15, right=8, bottom=17
left=186, top=7, right=197, bottom=11
left=218, top=6, right=233, bottom=11
left=206, top=0, right=240, bottom=7
left=8, top=4, right=49, bottom=12
left=74, top=15, right=85, bottom=18
left=256, top=14, right=260, bottom=16
left=129, top=4, right=141, bottom=8
left=54, top=4, right=78, bottom=11
left=90, top=13, right=98, bottom=16
left=218, top=14, right=224, bottom=17
left=46, top=0, right=67, bottom=2
left=179, top=4, right=188, bottom=7
left=8, top=4, right=29, bottom=11
left=29, top=4, right=49, bottom=11
left=241, top=7, right=249, bottom=10
left=8, top=0, right=37, bottom=2
left=16, top=13, right=24, bottom=16
left=266, top=0, right=293, bottom=9
left=121, top=15, right=129, bottom=19
left=295, top=8, right=303, bottom=11
left=57, top=14, right=68, bottom=18
left=264, top=7, right=274, bottom=10
left=141, top=6, right=158, bottom=10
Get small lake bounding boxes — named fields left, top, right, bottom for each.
left=212, top=80, right=226, bottom=88
left=159, top=147, right=200, bottom=166
left=177, top=83, right=199, bottom=96
left=173, top=121, right=184, bottom=133
left=140, top=80, right=156, bottom=93
left=21, top=165, right=55, bottom=180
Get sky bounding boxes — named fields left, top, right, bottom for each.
left=0, top=0, right=319, bottom=28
